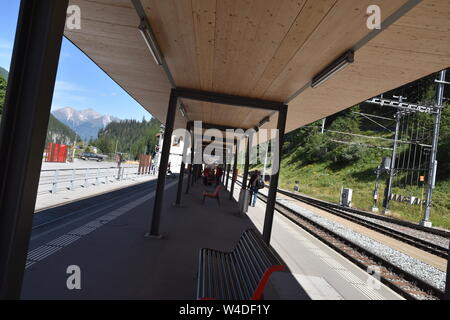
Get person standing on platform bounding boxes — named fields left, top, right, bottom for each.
left=248, top=170, right=263, bottom=207
left=215, top=166, right=223, bottom=185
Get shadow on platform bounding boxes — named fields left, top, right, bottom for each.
left=21, top=178, right=308, bottom=300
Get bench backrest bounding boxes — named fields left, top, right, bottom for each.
left=230, top=229, right=282, bottom=299
left=211, top=185, right=222, bottom=196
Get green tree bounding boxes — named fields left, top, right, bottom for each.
left=92, top=117, right=160, bottom=160
left=94, top=136, right=115, bottom=154
left=0, top=76, right=7, bottom=115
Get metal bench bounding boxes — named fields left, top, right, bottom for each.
left=197, top=228, right=285, bottom=300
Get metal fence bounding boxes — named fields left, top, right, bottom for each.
left=37, top=166, right=152, bottom=196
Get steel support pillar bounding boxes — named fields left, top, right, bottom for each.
left=229, top=139, right=238, bottom=200
left=192, top=164, right=198, bottom=185
left=185, top=127, right=194, bottom=194
left=444, top=240, right=450, bottom=300
left=222, top=140, right=226, bottom=184
left=421, top=69, right=447, bottom=227
left=242, top=136, right=250, bottom=189
left=226, top=164, right=231, bottom=189
left=146, top=89, right=178, bottom=238
left=383, top=112, right=401, bottom=213
left=0, top=0, right=69, bottom=299
left=191, top=144, right=198, bottom=186
left=263, top=105, right=288, bottom=244
left=175, top=122, right=191, bottom=205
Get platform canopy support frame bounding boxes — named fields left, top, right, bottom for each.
left=147, top=88, right=287, bottom=244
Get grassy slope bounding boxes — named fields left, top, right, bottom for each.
left=278, top=151, right=450, bottom=230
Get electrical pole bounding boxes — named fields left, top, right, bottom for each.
left=372, top=165, right=381, bottom=212
left=382, top=95, right=405, bottom=214
left=321, top=118, right=326, bottom=134
left=421, top=69, right=447, bottom=227
left=382, top=115, right=400, bottom=214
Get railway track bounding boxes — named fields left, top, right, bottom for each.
left=234, top=180, right=446, bottom=300
left=276, top=189, right=449, bottom=259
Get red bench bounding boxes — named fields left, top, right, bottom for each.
left=202, top=185, right=223, bottom=207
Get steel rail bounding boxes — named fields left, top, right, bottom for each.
left=276, top=189, right=449, bottom=258
left=235, top=180, right=443, bottom=300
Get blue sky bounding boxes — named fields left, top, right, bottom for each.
left=0, top=0, right=152, bottom=121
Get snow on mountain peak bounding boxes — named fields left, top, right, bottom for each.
left=52, top=107, right=120, bottom=140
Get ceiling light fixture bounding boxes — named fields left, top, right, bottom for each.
left=138, top=19, right=163, bottom=66
left=311, top=51, right=354, bottom=88
left=179, top=103, right=187, bottom=118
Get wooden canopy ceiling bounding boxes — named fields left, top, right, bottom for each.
left=65, top=0, right=450, bottom=134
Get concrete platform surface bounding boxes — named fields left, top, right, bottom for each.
left=22, top=175, right=403, bottom=300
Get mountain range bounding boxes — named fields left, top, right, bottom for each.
left=52, top=107, right=120, bottom=141
left=47, top=114, right=80, bottom=145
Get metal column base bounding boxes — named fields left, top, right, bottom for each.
left=419, top=220, right=432, bottom=228
left=144, top=233, right=164, bottom=240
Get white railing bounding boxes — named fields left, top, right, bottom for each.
left=37, top=166, right=152, bottom=196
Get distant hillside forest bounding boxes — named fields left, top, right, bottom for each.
left=46, top=114, right=80, bottom=145
left=91, top=118, right=161, bottom=160
left=0, top=69, right=7, bottom=115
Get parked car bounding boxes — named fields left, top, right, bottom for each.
left=80, top=152, right=105, bottom=162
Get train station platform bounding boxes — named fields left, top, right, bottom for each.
left=22, top=177, right=274, bottom=299
left=21, top=176, right=402, bottom=300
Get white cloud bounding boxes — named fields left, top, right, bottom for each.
left=0, top=39, right=13, bottom=50
left=54, top=80, right=85, bottom=92
left=52, top=80, right=89, bottom=107
left=99, top=92, right=118, bottom=97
